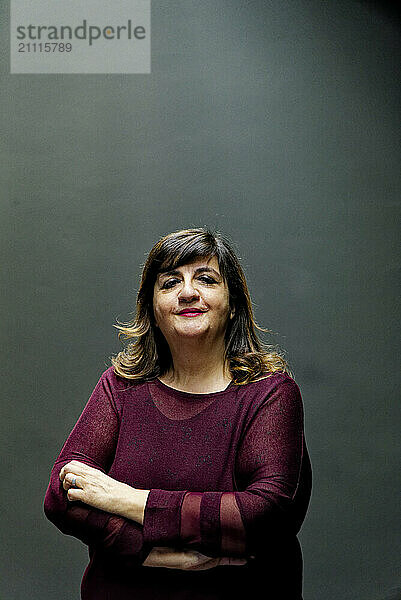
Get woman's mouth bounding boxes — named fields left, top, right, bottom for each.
left=177, top=309, right=205, bottom=317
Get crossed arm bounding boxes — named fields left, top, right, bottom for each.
left=44, top=374, right=250, bottom=570
left=58, top=460, right=243, bottom=569
left=44, top=373, right=307, bottom=570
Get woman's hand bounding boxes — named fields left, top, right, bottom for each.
left=143, top=547, right=248, bottom=570
left=59, top=460, right=127, bottom=515
left=143, top=547, right=220, bottom=570
left=59, top=460, right=149, bottom=523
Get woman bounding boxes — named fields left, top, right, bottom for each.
left=44, top=227, right=312, bottom=599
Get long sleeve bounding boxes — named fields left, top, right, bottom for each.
left=142, top=378, right=312, bottom=558
left=43, top=373, right=149, bottom=567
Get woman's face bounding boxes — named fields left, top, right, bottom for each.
left=152, top=256, right=233, bottom=347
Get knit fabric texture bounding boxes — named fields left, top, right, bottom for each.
left=44, top=367, right=312, bottom=599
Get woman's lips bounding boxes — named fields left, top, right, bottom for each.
left=177, top=310, right=205, bottom=317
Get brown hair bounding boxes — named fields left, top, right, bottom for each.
left=110, top=228, right=292, bottom=384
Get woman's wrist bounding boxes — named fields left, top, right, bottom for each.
left=115, top=483, right=150, bottom=525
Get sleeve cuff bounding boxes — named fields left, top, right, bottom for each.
left=112, top=520, right=150, bottom=565
left=142, top=489, right=188, bottom=546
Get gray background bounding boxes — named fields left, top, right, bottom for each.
left=1, top=1, right=400, bottom=599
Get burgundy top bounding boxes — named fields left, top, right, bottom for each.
left=44, top=367, right=312, bottom=599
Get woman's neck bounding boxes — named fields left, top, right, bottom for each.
left=159, top=340, right=231, bottom=394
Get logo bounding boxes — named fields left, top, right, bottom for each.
left=11, top=1, right=151, bottom=74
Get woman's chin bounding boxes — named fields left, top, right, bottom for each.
left=173, top=324, right=210, bottom=339
left=176, top=329, right=207, bottom=339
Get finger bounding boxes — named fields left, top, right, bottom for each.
left=67, top=487, right=84, bottom=502
left=60, top=461, right=88, bottom=481
left=59, top=462, right=77, bottom=481
left=69, top=460, right=91, bottom=472
left=143, top=549, right=186, bottom=569
left=63, top=474, right=83, bottom=491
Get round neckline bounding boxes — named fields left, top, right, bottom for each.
left=152, top=377, right=236, bottom=399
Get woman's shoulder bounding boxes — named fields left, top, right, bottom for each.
left=246, top=370, right=299, bottom=391
left=234, top=372, right=304, bottom=430
left=238, top=371, right=303, bottom=409
left=98, top=365, right=149, bottom=395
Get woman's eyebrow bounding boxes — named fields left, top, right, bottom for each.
left=158, top=266, right=221, bottom=280
left=194, top=267, right=221, bottom=277
left=158, top=269, right=181, bottom=280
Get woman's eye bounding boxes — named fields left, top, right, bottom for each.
left=161, top=278, right=180, bottom=289
left=161, top=276, right=217, bottom=289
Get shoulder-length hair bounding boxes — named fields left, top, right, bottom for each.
left=110, top=228, right=292, bottom=384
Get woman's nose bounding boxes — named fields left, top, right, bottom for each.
left=178, top=280, right=199, bottom=302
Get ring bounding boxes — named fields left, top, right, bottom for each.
left=71, top=477, right=77, bottom=488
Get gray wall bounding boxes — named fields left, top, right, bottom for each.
left=1, top=1, right=400, bottom=598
